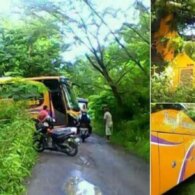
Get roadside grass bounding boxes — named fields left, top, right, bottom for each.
left=0, top=102, right=37, bottom=195
left=92, top=115, right=149, bottom=162
left=109, top=129, right=149, bottom=162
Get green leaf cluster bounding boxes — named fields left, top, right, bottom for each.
left=152, top=71, right=195, bottom=102
left=0, top=102, right=37, bottom=195
left=62, top=4, right=150, bottom=159
left=0, top=77, right=47, bottom=101
left=0, top=18, right=65, bottom=77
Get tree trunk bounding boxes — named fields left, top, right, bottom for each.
left=103, top=69, right=123, bottom=106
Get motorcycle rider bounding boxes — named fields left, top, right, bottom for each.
left=79, top=104, right=92, bottom=135
left=38, top=105, right=49, bottom=121
left=34, top=106, right=79, bottom=155
left=37, top=105, right=54, bottom=144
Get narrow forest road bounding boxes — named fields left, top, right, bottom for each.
left=26, top=134, right=149, bottom=195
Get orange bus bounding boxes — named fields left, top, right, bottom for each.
left=0, top=76, right=80, bottom=127
left=151, top=103, right=195, bottom=195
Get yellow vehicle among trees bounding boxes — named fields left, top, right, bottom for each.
left=151, top=104, right=195, bottom=194
left=0, top=76, right=80, bottom=127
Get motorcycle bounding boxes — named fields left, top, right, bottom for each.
left=33, top=119, right=80, bottom=156
left=78, top=122, right=92, bottom=143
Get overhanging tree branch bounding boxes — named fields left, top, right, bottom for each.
left=115, top=69, right=131, bottom=85
left=85, top=54, right=104, bottom=75
left=123, top=23, right=149, bottom=44
left=83, top=0, right=148, bottom=75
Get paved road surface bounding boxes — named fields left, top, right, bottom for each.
left=26, top=134, right=149, bottom=195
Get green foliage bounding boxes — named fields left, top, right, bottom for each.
left=0, top=78, right=47, bottom=100
left=170, top=37, right=184, bottom=54
left=63, top=3, right=150, bottom=160
left=165, top=176, right=195, bottom=195
left=184, top=41, right=195, bottom=61
left=88, top=90, right=149, bottom=161
left=151, top=70, right=173, bottom=102
left=0, top=0, right=149, bottom=161
left=0, top=102, right=37, bottom=195
left=152, top=0, right=195, bottom=103
left=92, top=112, right=149, bottom=161
left=111, top=113, right=149, bottom=161
left=0, top=18, right=66, bottom=77
left=152, top=71, right=195, bottom=102
left=88, top=91, right=117, bottom=120
left=186, top=110, right=195, bottom=121
left=152, top=0, right=195, bottom=28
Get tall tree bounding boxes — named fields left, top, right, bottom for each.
left=20, top=0, right=149, bottom=106
left=0, top=17, right=67, bottom=76
left=152, top=0, right=195, bottom=66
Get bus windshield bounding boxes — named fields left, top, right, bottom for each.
left=151, top=103, right=195, bottom=121
left=151, top=103, right=185, bottom=113
left=62, top=84, right=79, bottom=111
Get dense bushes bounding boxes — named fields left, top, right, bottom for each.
left=152, top=71, right=195, bottom=102
left=0, top=102, right=37, bottom=195
left=110, top=114, right=149, bottom=161
left=89, top=92, right=149, bottom=161
left=93, top=113, right=149, bottom=161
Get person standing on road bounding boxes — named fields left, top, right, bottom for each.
left=103, top=107, right=113, bottom=141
